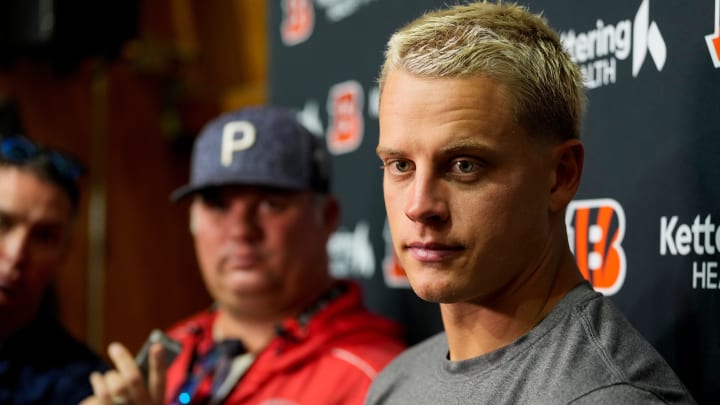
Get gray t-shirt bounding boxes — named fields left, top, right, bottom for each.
left=365, top=283, right=696, bottom=405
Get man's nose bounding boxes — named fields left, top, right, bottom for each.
left=0, top=228, right=29, bottom=275
left=225, top=200, right=262, bottom=240
left=403, top=173, right=450, bottom=225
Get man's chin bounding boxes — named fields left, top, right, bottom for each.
left=409, top=273, right=479, bottom=304
left=221, top=270, right=274, bottom=290
left=409, top=281, right=454, bottom=303
left=0, top=290, right=19, bottom=308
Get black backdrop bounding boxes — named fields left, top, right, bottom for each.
left=268, top=1, right=720, bottom=402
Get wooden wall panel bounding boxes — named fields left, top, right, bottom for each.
left=0, top=0, right=267, bottom=357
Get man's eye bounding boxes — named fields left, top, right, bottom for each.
left=388, top=160, right=413, bottom=174
left=31, top=226, right=63, bottom=246
left=199, top=190, right=227, bottom=210
left=451, top=159, right=480, bottom=174
left=260, top=197, right=288, bottom=212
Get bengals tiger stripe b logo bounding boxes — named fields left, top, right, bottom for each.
left=326, top=80, right=364, bottom=155
left=382, top=219, right=410, bottom=288
left=566, top=198, right=627, bottom=295
left=281, top=0, right=315, bottom=46
left=383, top=252, right=410, bottom=288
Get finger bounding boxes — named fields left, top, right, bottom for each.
left=148, top=342, right=167, bottom=403
left=89, top=371, right=112, bottom=404
left=107, top=342, right=150, bottom=403
left=79, top=396, right=103, bottom=405
left=104, top=370, right=129, bottom=398
left=89, top=370, right=131, bottom=405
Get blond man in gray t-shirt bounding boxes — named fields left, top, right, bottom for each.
left=366, top=2, right=696, bottom=404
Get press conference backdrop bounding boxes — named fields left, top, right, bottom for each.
left=268, top=0, right=720, bottom=402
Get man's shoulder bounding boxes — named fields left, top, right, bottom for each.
left=312, top=280, right=407, bottom=352
left=562, top=286, right=676, bottom=377
left=567, top=383, right=696, bottom=405
left=0, top=319, right=108, bottom=405
left=367, top=285, right=697, bottom=404
left=12, top=317, right=107, bottom=369
left=323, top=328, right=407, bottom=376
left=532, top=285, right=696, bottom=403
left=308, top=293, right=409, bottom=372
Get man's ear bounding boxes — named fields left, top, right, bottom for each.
left=549, top=139, right=584, bottom=213
left=323, top=195, right=341, bottom=233
left=189, top=200, right=199, bottom=235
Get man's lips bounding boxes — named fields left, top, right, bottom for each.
left=0, top=279, right=18, bottom=298
left=406, top=242, right=463, bottom=262
left=225, top=252, right=264, bottom=269
left=0, top=273, right=18, bottom=289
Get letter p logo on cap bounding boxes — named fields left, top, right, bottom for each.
left=221, top=121, right=256, bottom=167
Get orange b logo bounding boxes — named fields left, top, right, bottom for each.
left=382, top=219, right=410, bottom=288
left=566, top=198, right=627, bottom=295
left=281, top=0, right=314, bottom=46
left=326, top=81, right=364, bottom=155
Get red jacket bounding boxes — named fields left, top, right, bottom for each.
left=164, top=281, right=406, bottom=404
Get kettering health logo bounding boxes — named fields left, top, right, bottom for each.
left=560, top=0, right=667, bottom=89
left=707, top=0, right=720, bottom=68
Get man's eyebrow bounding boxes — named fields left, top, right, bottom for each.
left=375, top=146, right=403, bottom=157
left=441, top=140, right=492, bottom=154
left=376, top=142, right=494, bottom=158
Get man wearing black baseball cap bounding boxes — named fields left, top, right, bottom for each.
left=82, top=106, right=405, bottom=405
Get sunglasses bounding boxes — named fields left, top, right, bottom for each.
left=0, top=135, right=83, bottom=182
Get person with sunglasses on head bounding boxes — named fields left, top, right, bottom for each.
left=81, top=105, right=406, bottom=405
left=0, top=135, right=108, bottom=404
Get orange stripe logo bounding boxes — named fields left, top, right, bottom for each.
left=281, top=0, right=315, bottom=46
left=706, top=0, right=720, bottom=67
left=326, top=81, right=364, bottom=155
left=382, top=219, right=410, bottom=288
left=566, top=198, right=627, bottom=295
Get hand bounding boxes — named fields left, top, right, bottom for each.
left=80, top=342, right=167, bottom=405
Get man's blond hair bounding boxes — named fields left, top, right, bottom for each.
left=379, top=1, right=585, bottom=141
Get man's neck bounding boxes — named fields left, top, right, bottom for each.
left=440, top=245, right=583, bottom=361
left=213, top=281, right=340, bottom=353
left=213, top=311, right=277, bottom=354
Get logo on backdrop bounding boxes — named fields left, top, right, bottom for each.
left=706, top=0, right=720, bottom=68
left=280, top=0, right=378, bottom=44
left=281, top=0, right=315, bottom=46
left=560, top=0, right=666, bottom=89
left=316, top=0, right=377, bottom=22
left=328, top=221, right=375, bottom=279
left=382, top=219, right=410, bottom=287
left=660, top=214, right=720, bottom=289
left=296, top=82, right=377, bottom=154
left=566, top=199, right=627, bottom=295
left=326, top=80, right=364, bottom=155
left=297, top=100, right=324, bottom=136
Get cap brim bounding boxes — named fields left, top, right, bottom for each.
left=169, top=179, right=315, bottom=202
left=169, top=184, right=198, bottom=202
